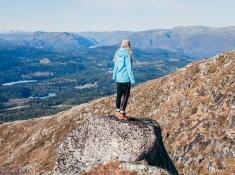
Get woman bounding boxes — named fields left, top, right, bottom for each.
left=112, top=39, right=135, bottom=120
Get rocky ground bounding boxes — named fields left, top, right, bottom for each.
left=0, top=51, right=234, bottom=175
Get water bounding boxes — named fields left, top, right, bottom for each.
left=2, top=80, right=37, bottom=86
left=29, top=93, right=57, bottom=100
left=75, top=82, right=97, bottom=89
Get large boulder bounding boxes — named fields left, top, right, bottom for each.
left=54, top=116, right=178, bottom=175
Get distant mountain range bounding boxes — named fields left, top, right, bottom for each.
left=1, top=26, right=235, bottom=58
left=0, top=31, right=97, bottom=52
left=79, top=26, right=235, bottom=58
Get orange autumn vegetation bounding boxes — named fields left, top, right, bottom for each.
left=82, top=161, right=138, bottom=175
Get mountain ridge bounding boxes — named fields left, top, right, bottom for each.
left=1, top=26, right=235, bottom=58
left=79, top=26, right=235, bottom=58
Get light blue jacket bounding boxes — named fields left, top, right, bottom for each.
left=112, top=48, right=135, bottom=84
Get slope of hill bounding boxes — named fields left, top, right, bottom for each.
left=0, top=51, right=234, bottom=175
left=80, top=26, right=235, bottom=58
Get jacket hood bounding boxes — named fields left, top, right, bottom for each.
left=116, top=48, right=129, bottom=57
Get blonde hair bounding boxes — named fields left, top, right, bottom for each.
left=119, top=39, right=133, bottom=64
left=121, top=39, right=132, bottom=54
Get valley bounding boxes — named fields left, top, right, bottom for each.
left=0, top=43, right=191, bottom=122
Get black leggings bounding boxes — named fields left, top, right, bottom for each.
left=116, top=82, right=131, bottom=113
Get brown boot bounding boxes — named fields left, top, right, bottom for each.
left=119, top=112, right=129, bottom=120
left=115, top=111, right=128, bottom=120
left=115, top=111, right=122, bottom=119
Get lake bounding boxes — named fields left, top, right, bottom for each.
left=29, top=93, right=57, bottom=100
left=2, top=80, right=37, bottom=86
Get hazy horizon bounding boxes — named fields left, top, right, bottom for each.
left=1, top=0, right=235, bottom=32
left=1, top=25, right=235, bottom=33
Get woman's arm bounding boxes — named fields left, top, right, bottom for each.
left=112, top=55, right=118, bottom=80
left=125, top=53, right=135, bottom=84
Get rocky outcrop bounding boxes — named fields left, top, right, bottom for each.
left=54, top=116, right=178, bottom=175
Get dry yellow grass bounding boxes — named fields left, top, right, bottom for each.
left=81, top=161, right=138, bottom=175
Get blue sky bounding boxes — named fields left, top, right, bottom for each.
left=0, top=0, right=235, bottom=32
